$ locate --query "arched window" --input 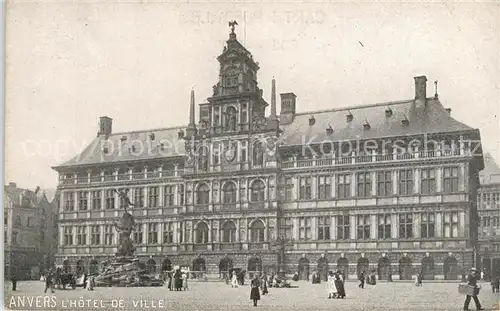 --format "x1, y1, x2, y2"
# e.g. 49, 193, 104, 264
225, 106, 238, 132
221, 221, 236, 243
195, 222, 209, 244
223, 182, 237, 204
249, 220, 265, 242
250, 180, 266, 202
197, 146, 209, 172
196, 183, 210, 205
253, 142, 264, 166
